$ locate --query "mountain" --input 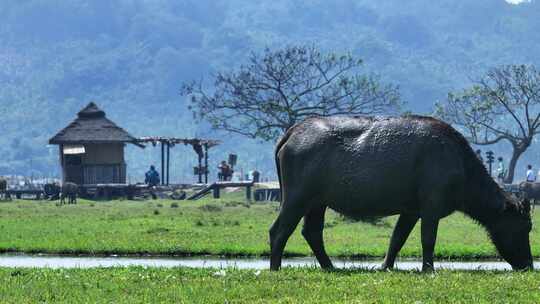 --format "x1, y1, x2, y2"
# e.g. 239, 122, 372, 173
1, 0, 539, 182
